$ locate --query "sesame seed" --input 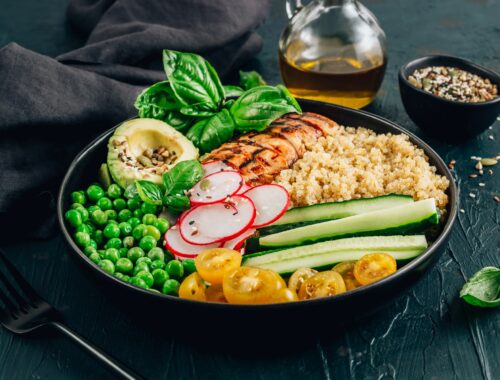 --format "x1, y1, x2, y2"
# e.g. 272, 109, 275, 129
469, 193, 476, 198
478, 183, 485, 187
460, 209, 465, 213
